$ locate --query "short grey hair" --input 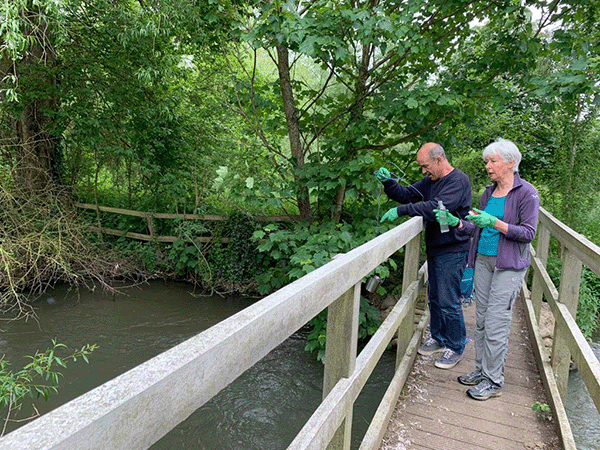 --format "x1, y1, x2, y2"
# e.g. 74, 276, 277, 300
482, 138, 521, 173
428, 143, 447, 160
